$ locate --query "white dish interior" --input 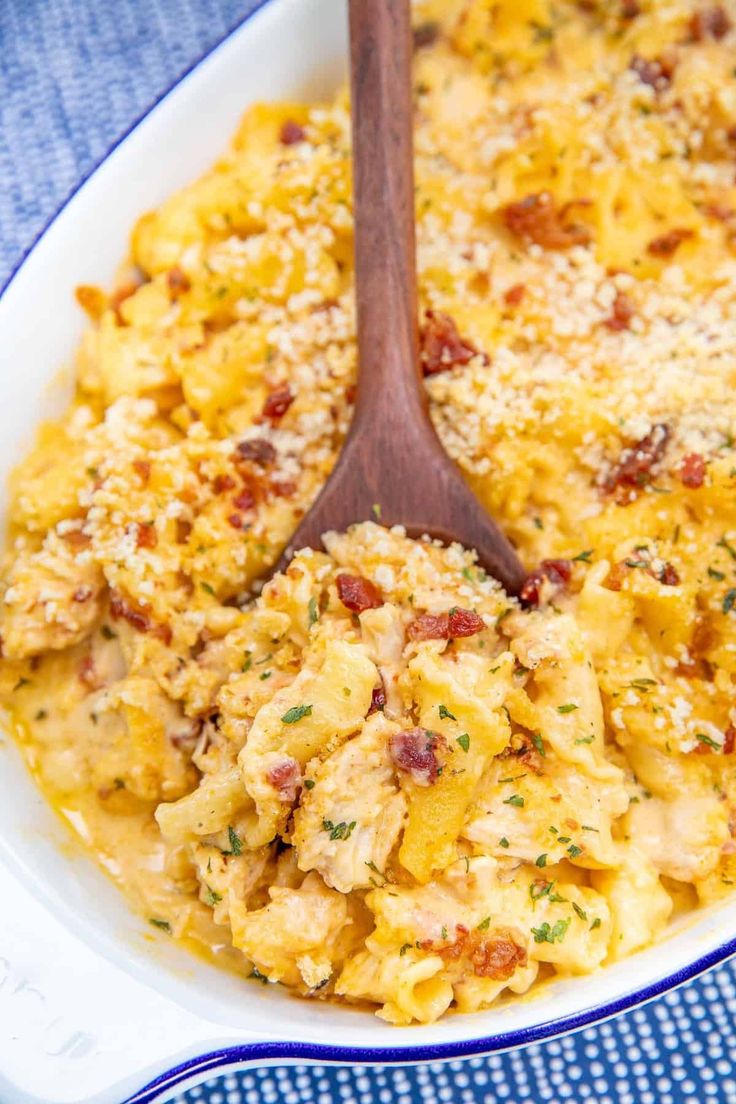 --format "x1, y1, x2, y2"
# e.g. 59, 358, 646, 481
0, 2, 735, 1102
